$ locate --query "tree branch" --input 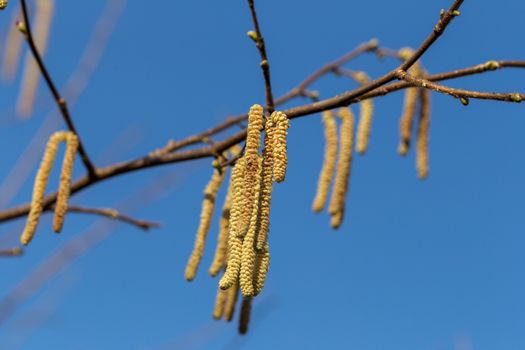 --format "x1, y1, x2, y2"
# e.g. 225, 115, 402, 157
63, 205, 160, 230
19, 0, 97, 178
